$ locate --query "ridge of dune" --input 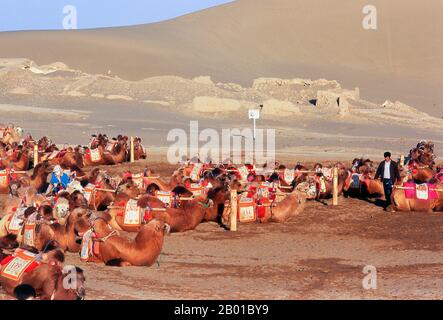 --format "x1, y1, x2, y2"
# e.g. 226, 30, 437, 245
0, 0, 442, 115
